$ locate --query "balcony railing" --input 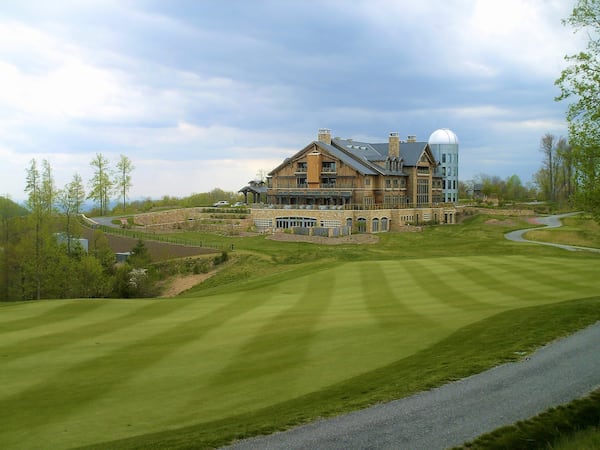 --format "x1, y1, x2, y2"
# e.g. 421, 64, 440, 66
251, 202, 457, 211
274, 182, 356, 189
